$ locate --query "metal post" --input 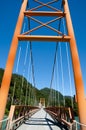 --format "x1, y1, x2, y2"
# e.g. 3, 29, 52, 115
63, 0, 86, 129
0, 0, 28, 121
